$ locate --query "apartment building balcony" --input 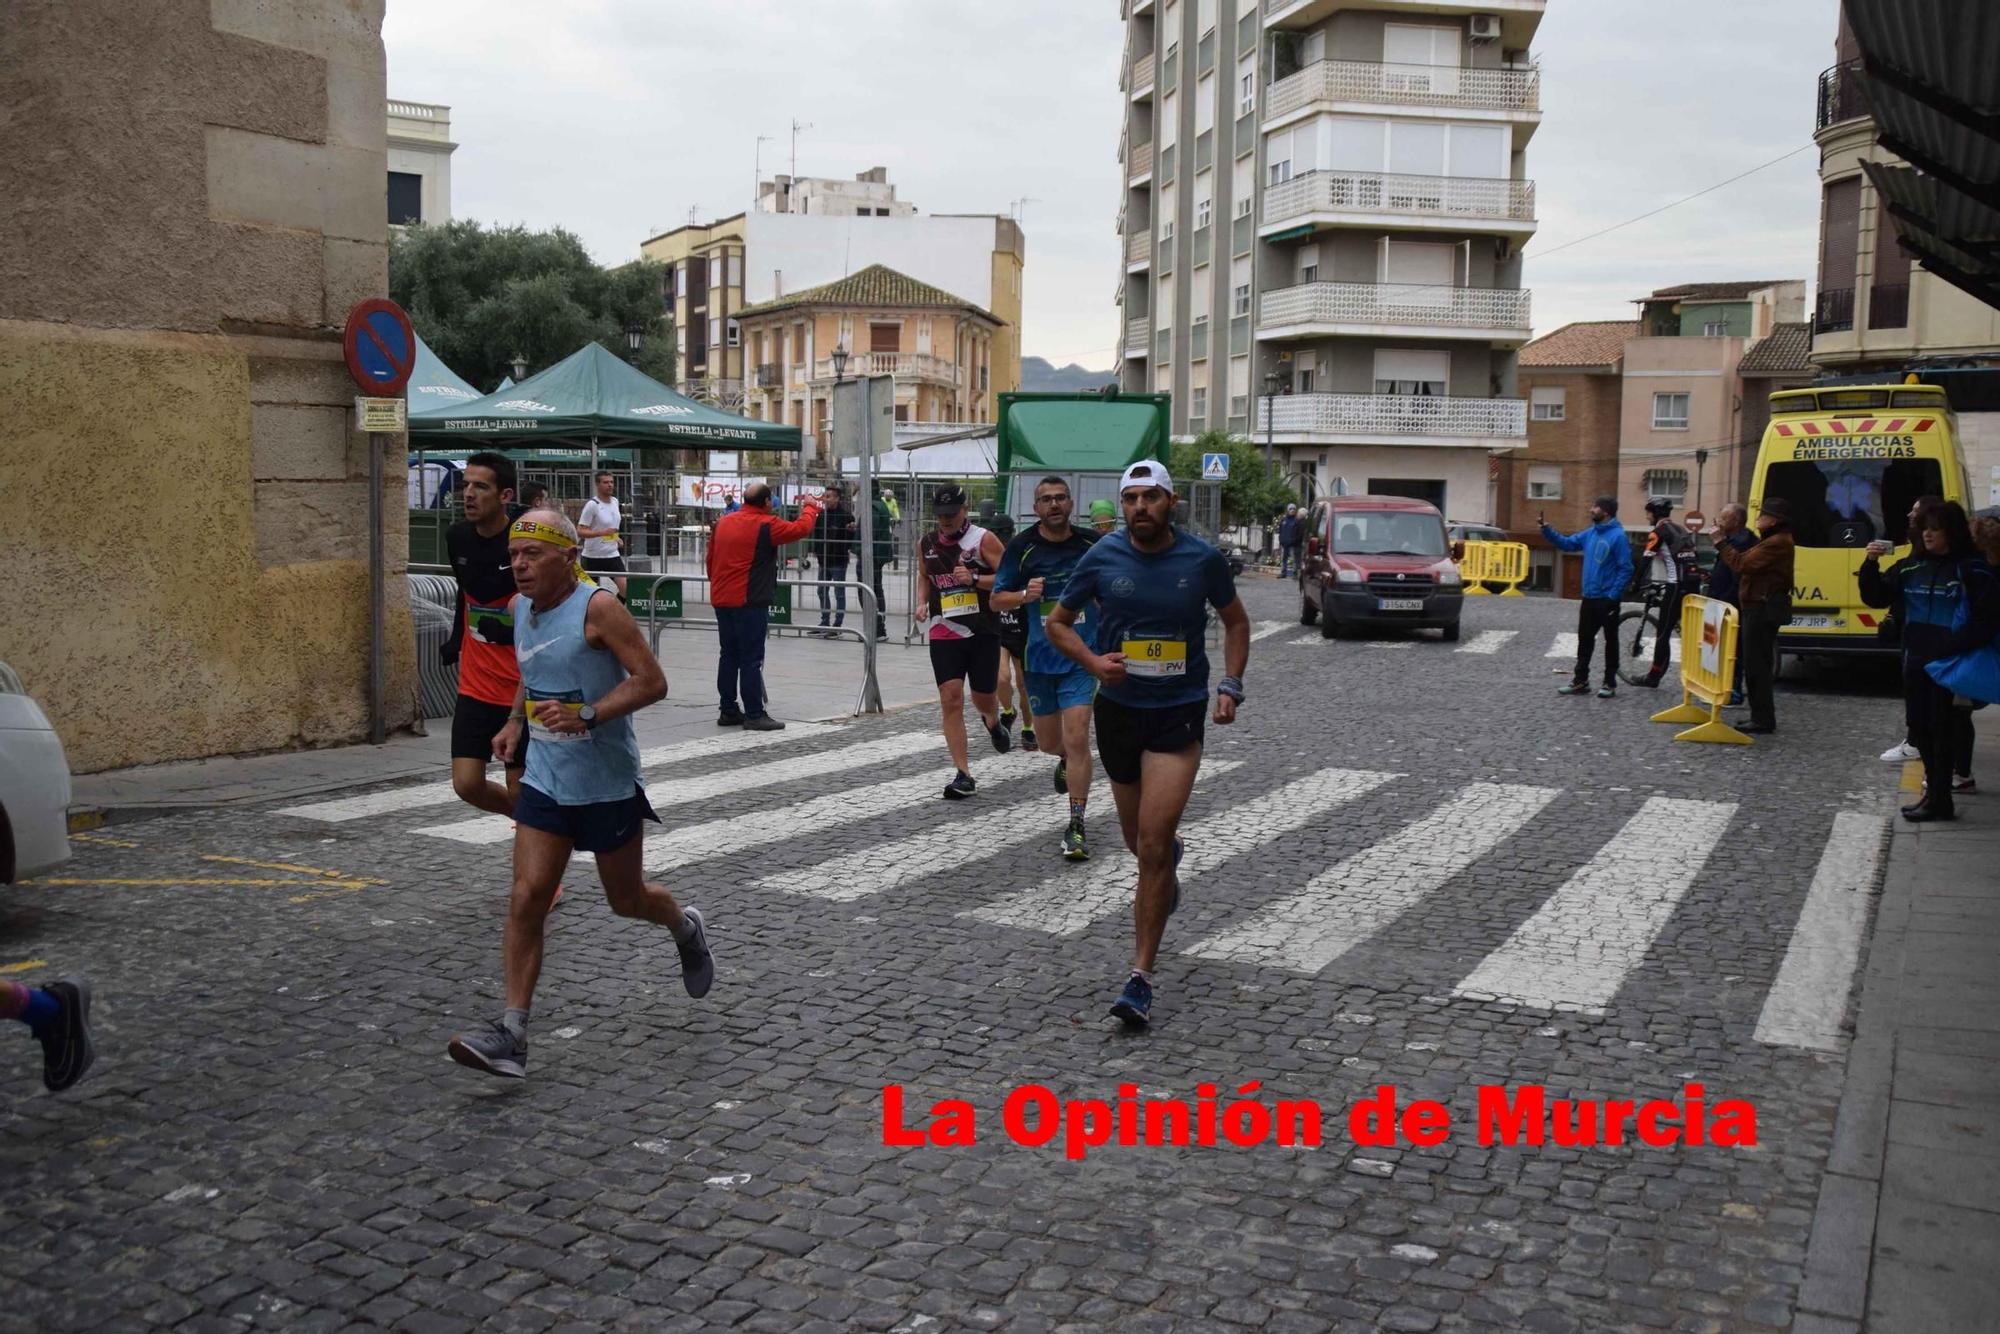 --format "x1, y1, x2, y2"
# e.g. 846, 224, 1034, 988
1128, 139, 1154, 182
1260, 169, 1537, 239
1124, 317, 1151, 358
1265, 0, 1544, 49
753, 362, 783, 389
1815, 60, 1869, 133
1130, 52, 1155, 99
1265, 59, 1541, 144
1255, 392, 1527, 448
1126, 229, 1153, 270
810, 351, 960, 385
1256, 282, 1532, 344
